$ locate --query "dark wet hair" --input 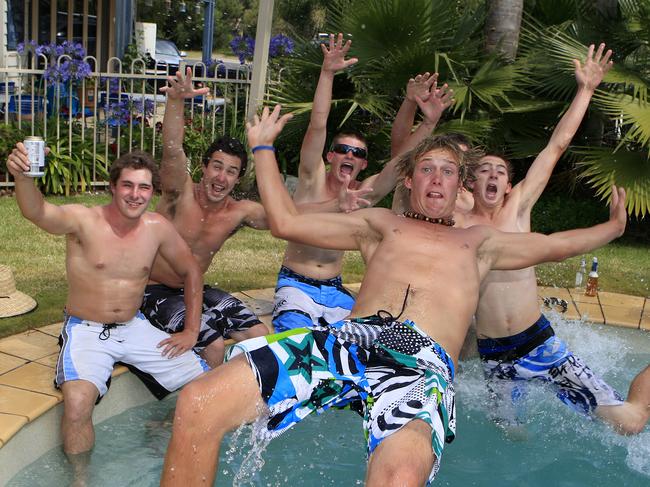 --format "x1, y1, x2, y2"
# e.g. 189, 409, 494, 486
203, 136, 248, 177
109, 151, 160, 190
